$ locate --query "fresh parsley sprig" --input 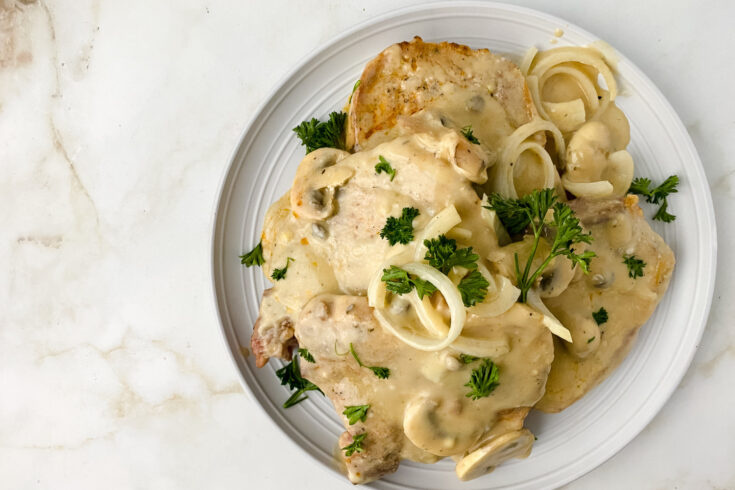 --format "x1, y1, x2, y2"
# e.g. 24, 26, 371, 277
298, 348, 315, 363
628, 175, 679, 222
342, 404, 370, 425
342, 433, 367, 457
271, 257, 293, 281
485, 189, 595, 303
465, 358, 499, 400
380, 207, 420, 245
375, 155, 396, 181
293, 111, 347, 153
623, 254, 646, 279
275, 354, 323, 409
592, 307, 608, 325
423, 235, 479, 274
457, 270, 490, 307
458, 354, 480, 364
240, 241, 265, 267
461, 125, 480, 145
381, 266, 437, 299
349, 343, 390, 379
